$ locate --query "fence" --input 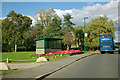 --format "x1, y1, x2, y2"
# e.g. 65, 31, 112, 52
0, 58, 36, 63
